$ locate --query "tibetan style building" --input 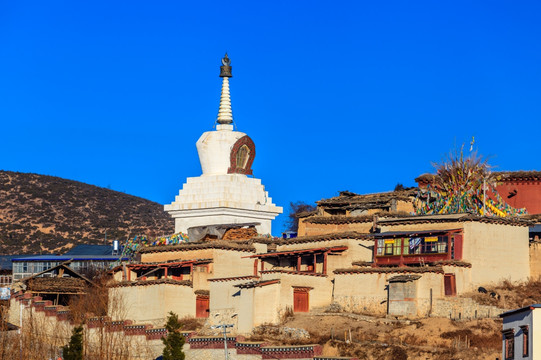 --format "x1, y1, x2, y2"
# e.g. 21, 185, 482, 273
16, 55, 538, 339
103, 57, 540, 333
